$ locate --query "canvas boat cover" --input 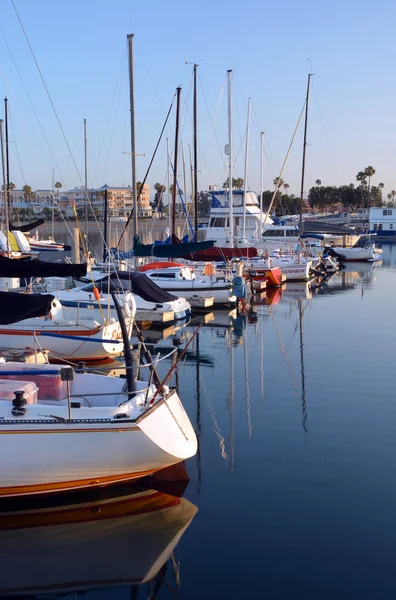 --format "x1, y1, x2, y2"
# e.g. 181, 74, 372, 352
0, 291, 54, 324
0, 255, 87, 278
9, 219, 45, 232
109, 271, 178, 303
133, 234, 215, 258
